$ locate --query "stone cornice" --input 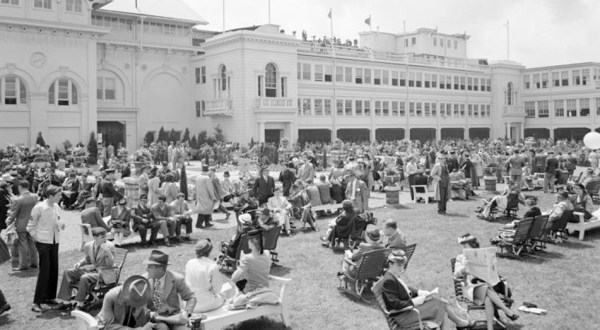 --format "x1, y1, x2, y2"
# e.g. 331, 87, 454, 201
202, 32, 299, 51
0, 16, 109, 36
